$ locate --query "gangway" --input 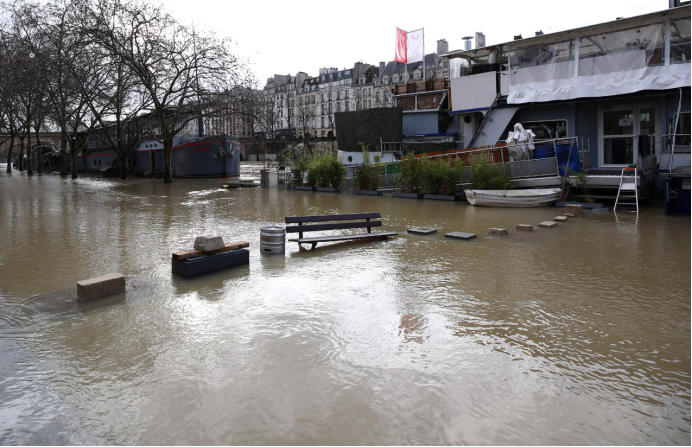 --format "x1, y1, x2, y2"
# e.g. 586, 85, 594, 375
614, 167, 639, 213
